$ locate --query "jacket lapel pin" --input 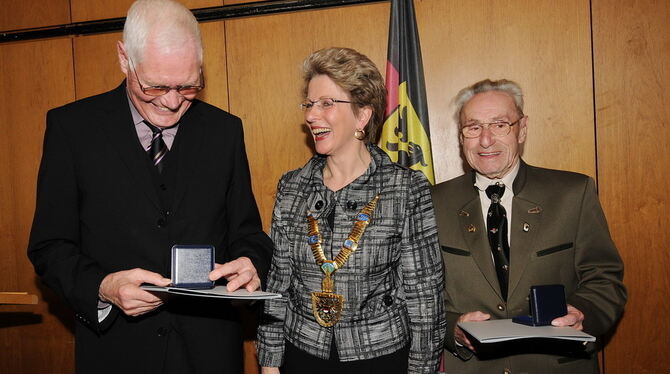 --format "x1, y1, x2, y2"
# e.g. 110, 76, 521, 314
467, 224, 476, 233
523, 222, 530, 232
458, 210, 470, 217
528, 206, 542, 214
